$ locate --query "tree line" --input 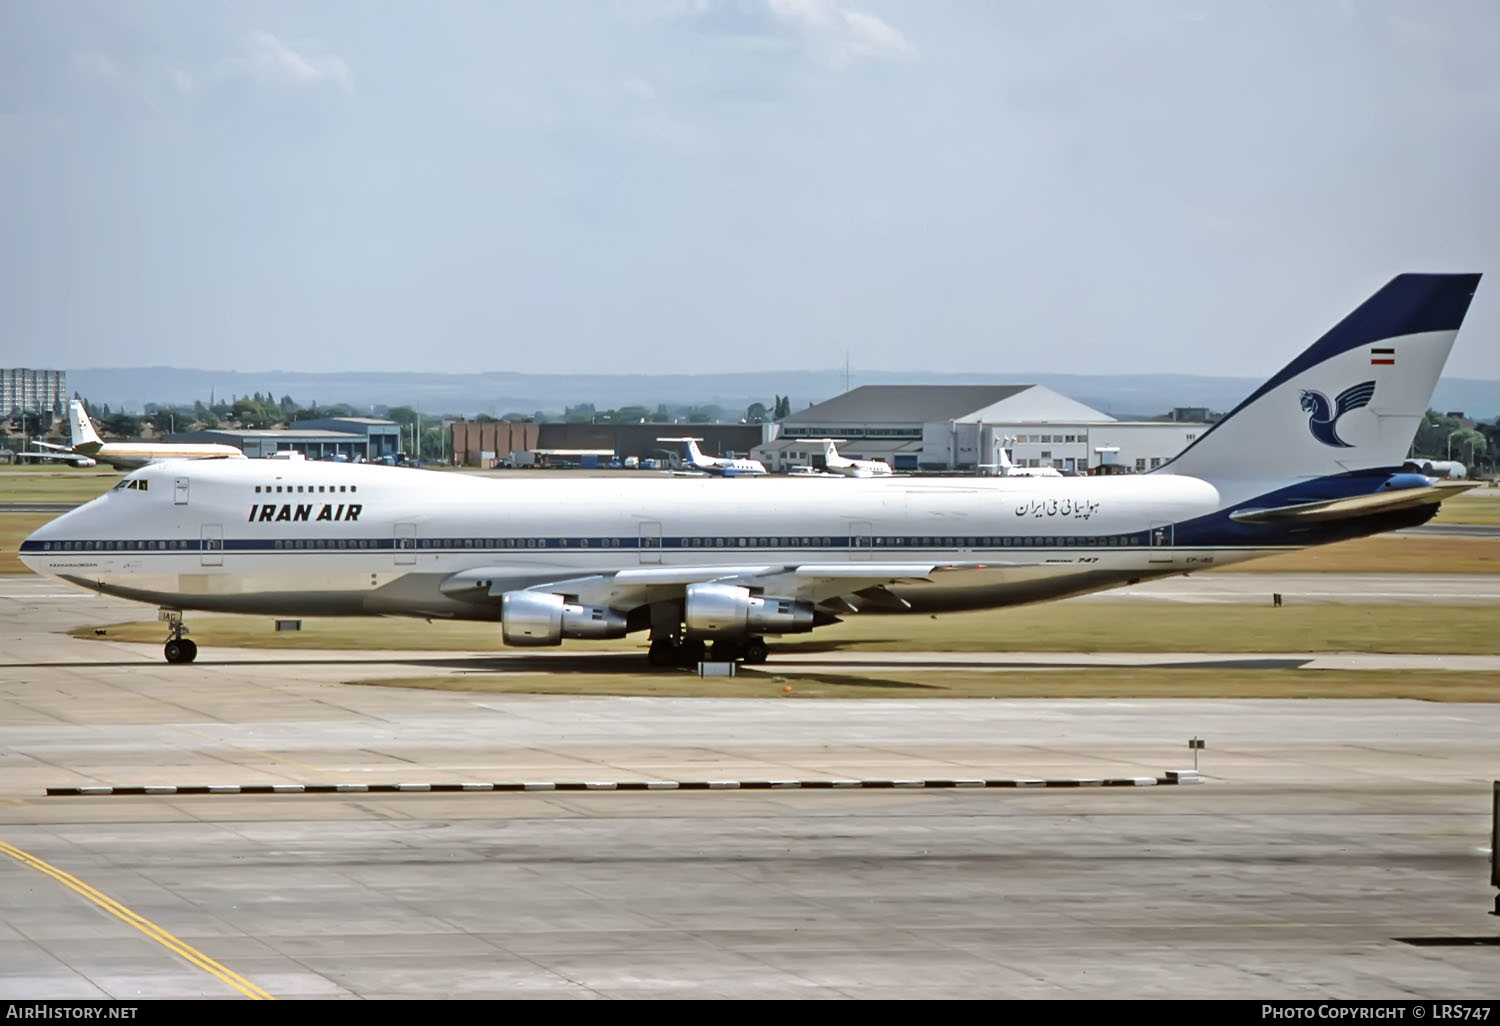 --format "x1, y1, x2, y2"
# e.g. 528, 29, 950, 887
3, 392, 804, 463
